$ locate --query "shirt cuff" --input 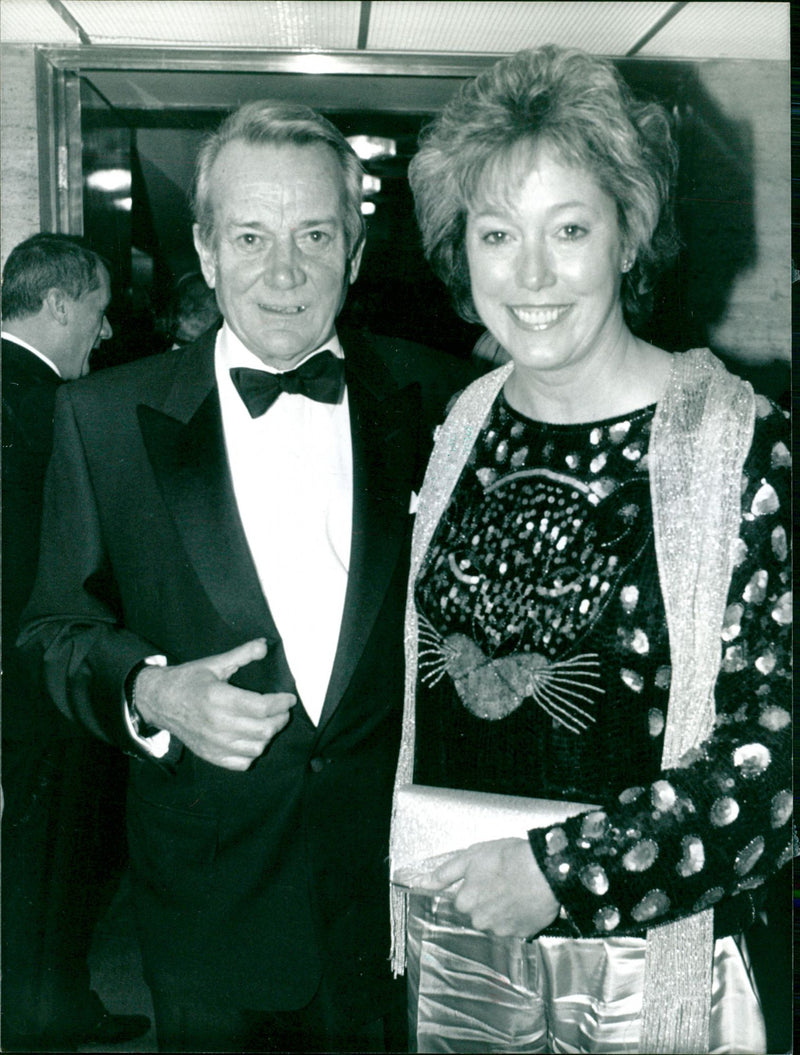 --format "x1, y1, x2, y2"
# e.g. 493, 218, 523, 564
123, 655, 172, 759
